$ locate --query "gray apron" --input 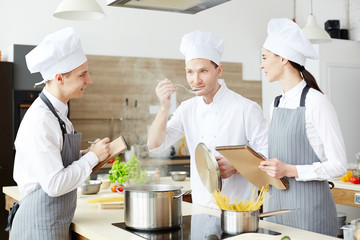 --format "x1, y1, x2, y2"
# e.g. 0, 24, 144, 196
265, 85, 337, 236
8, 92, 81, 240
